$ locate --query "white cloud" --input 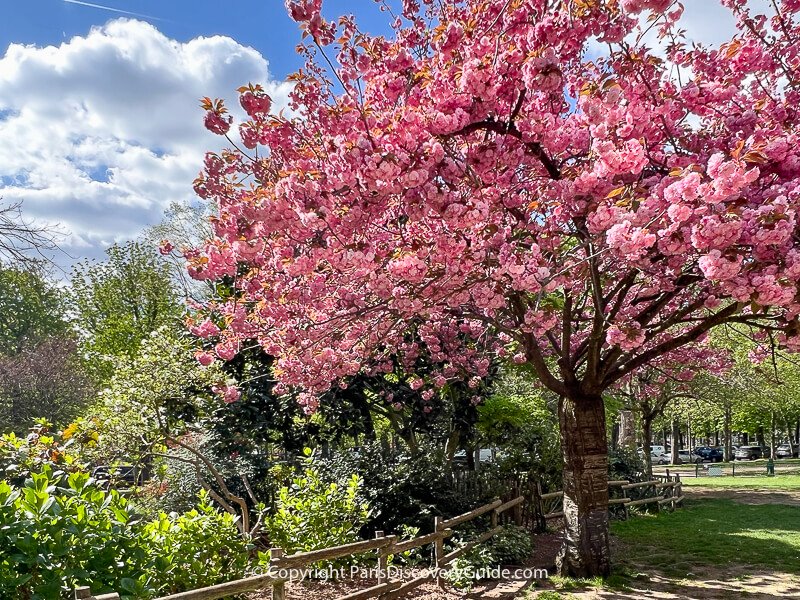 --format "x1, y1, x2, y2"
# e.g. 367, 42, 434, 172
0, 18, 292, 269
